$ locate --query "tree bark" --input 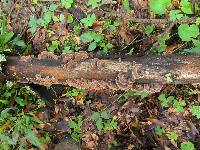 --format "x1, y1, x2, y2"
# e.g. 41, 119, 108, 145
3, 51, 200, 92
